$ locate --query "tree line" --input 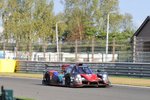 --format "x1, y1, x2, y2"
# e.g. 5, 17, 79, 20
0, 0, 135, 45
